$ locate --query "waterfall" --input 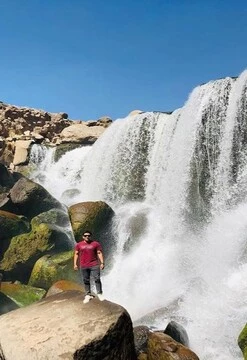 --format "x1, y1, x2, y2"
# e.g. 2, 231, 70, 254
31, 70, 247, 360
